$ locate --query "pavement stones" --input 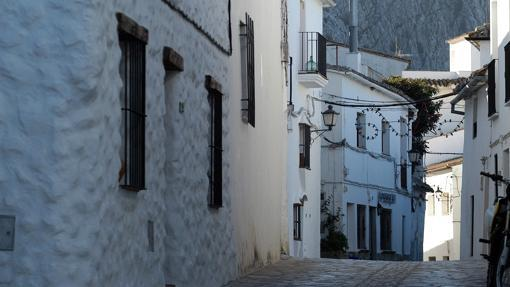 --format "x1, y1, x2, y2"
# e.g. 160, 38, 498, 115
226, 256, 487, 287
